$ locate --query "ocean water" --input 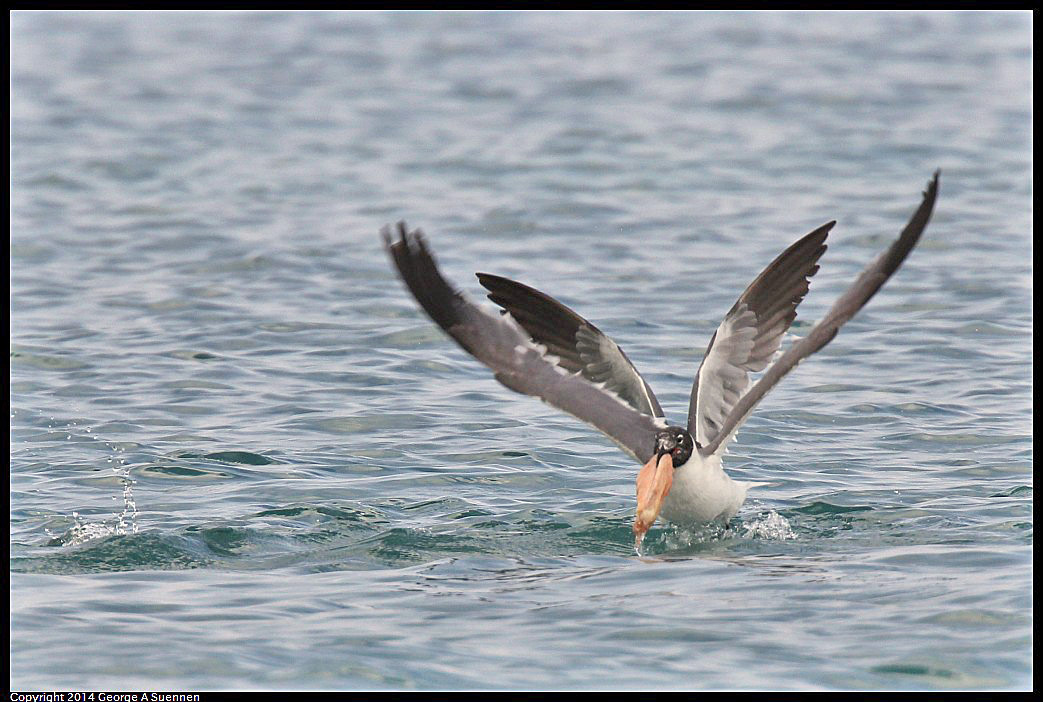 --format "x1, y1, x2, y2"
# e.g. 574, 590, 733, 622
10, 11, 1031, 691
